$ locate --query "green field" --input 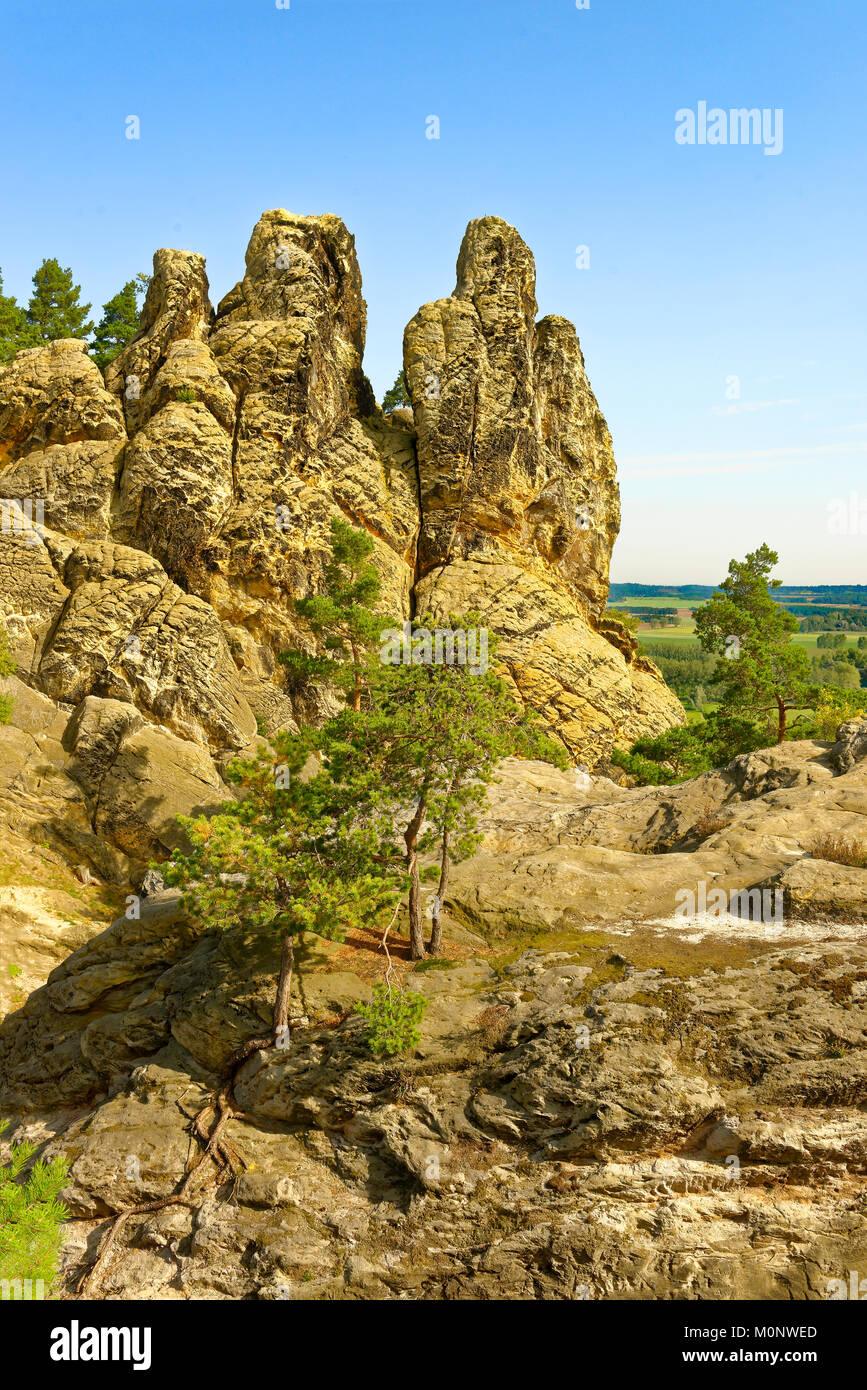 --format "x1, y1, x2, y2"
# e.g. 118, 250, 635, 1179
612, 596, 698, 610
610, 595, 866, 648
793, 632, 864, 652
639, 627, 697, 642
637, 626, 865, 652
